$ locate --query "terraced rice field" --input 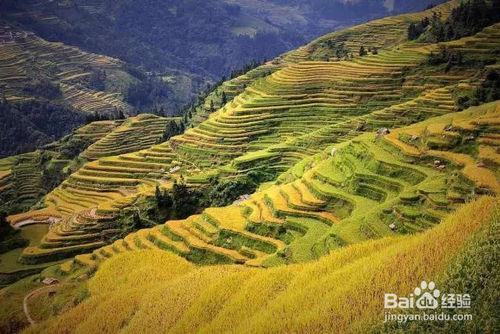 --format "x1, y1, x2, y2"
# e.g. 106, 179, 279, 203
70, 120, 121, 143
0, 120, 120, 214
191, 63, 280, 127
10, 0, 500, 266
23, 195, 498, 333
56, 101, 499, 270
2, 115, 179, 263
304, 0, 459, 60
81, 114, 180, 160
0, 152, 45, 211
0, 24, 132, 114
